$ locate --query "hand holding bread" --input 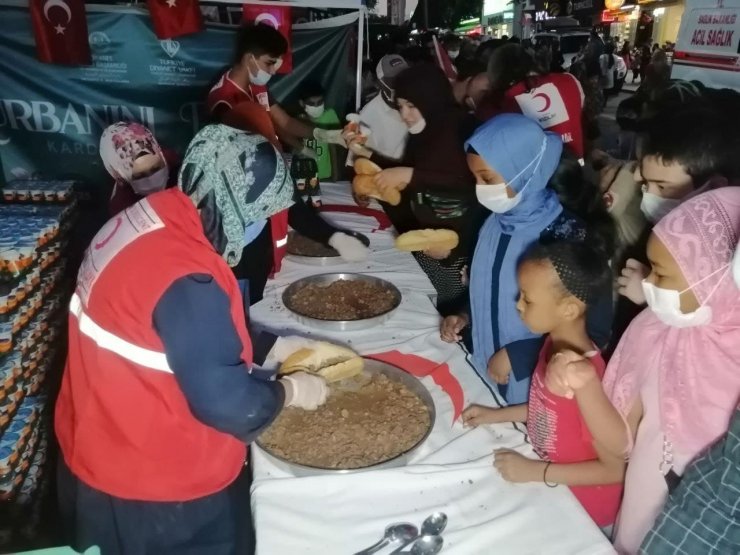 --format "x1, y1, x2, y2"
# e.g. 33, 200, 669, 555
352, 158, 402, 206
